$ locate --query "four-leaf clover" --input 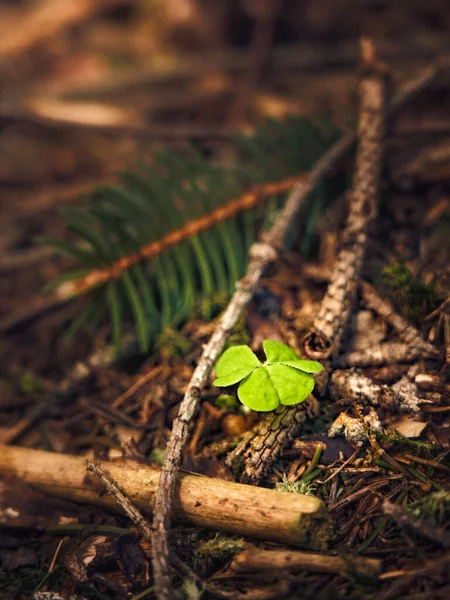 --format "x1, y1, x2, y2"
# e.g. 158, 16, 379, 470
213, 340, 323, 412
